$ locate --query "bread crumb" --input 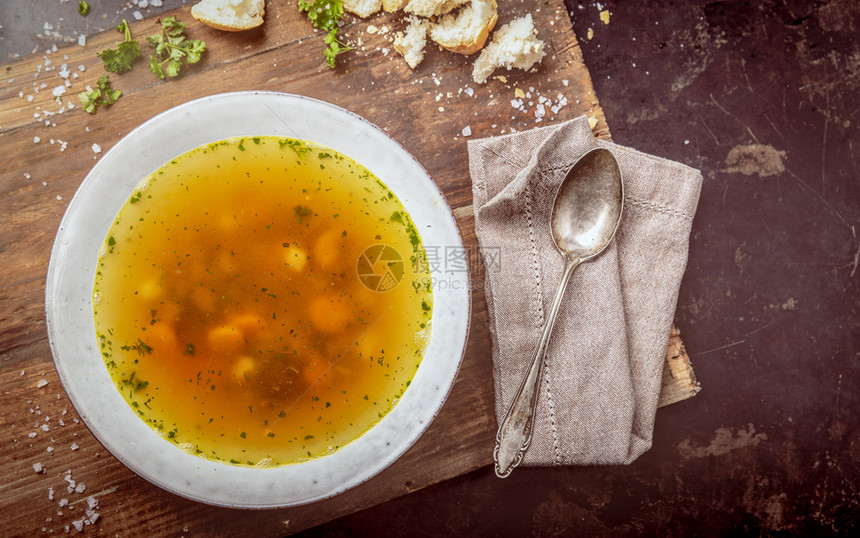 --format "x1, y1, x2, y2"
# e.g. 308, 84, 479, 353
600, 10, 611, 25
471, 15, 546, 84
343, 0, 383, 18
405, 0, 469, 18
429, 0, 498, 55
588, 116, 598, 129
514, 88, 525, 98
587, 28, 594, 40
191, 0, 266, 32
393, 16, 430, 69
